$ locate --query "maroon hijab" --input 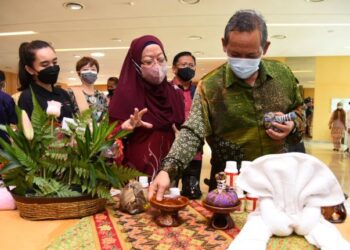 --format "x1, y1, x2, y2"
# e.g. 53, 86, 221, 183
109, 35, 184, 129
